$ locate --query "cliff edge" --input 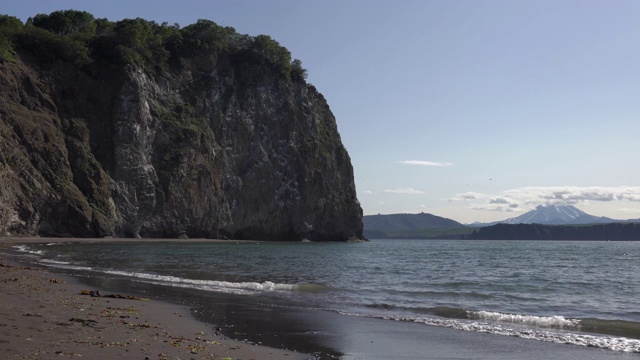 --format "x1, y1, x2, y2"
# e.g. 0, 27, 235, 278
0, 12, 364, 241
